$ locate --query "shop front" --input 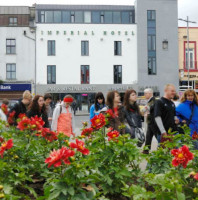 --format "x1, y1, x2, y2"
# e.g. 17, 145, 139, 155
0, 83, 32, 100
36, 84, 138, 112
